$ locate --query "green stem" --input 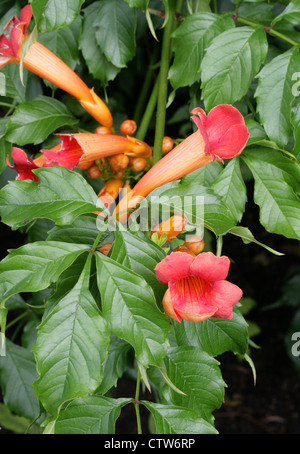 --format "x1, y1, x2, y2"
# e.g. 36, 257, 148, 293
135, 77, 159, 141
216, 235, 223, 257
5, 311, 30, 330
0, 101, 17, 109
152, 1, 176, 164
134, 367, 142, 434
237, 16, 300, 47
